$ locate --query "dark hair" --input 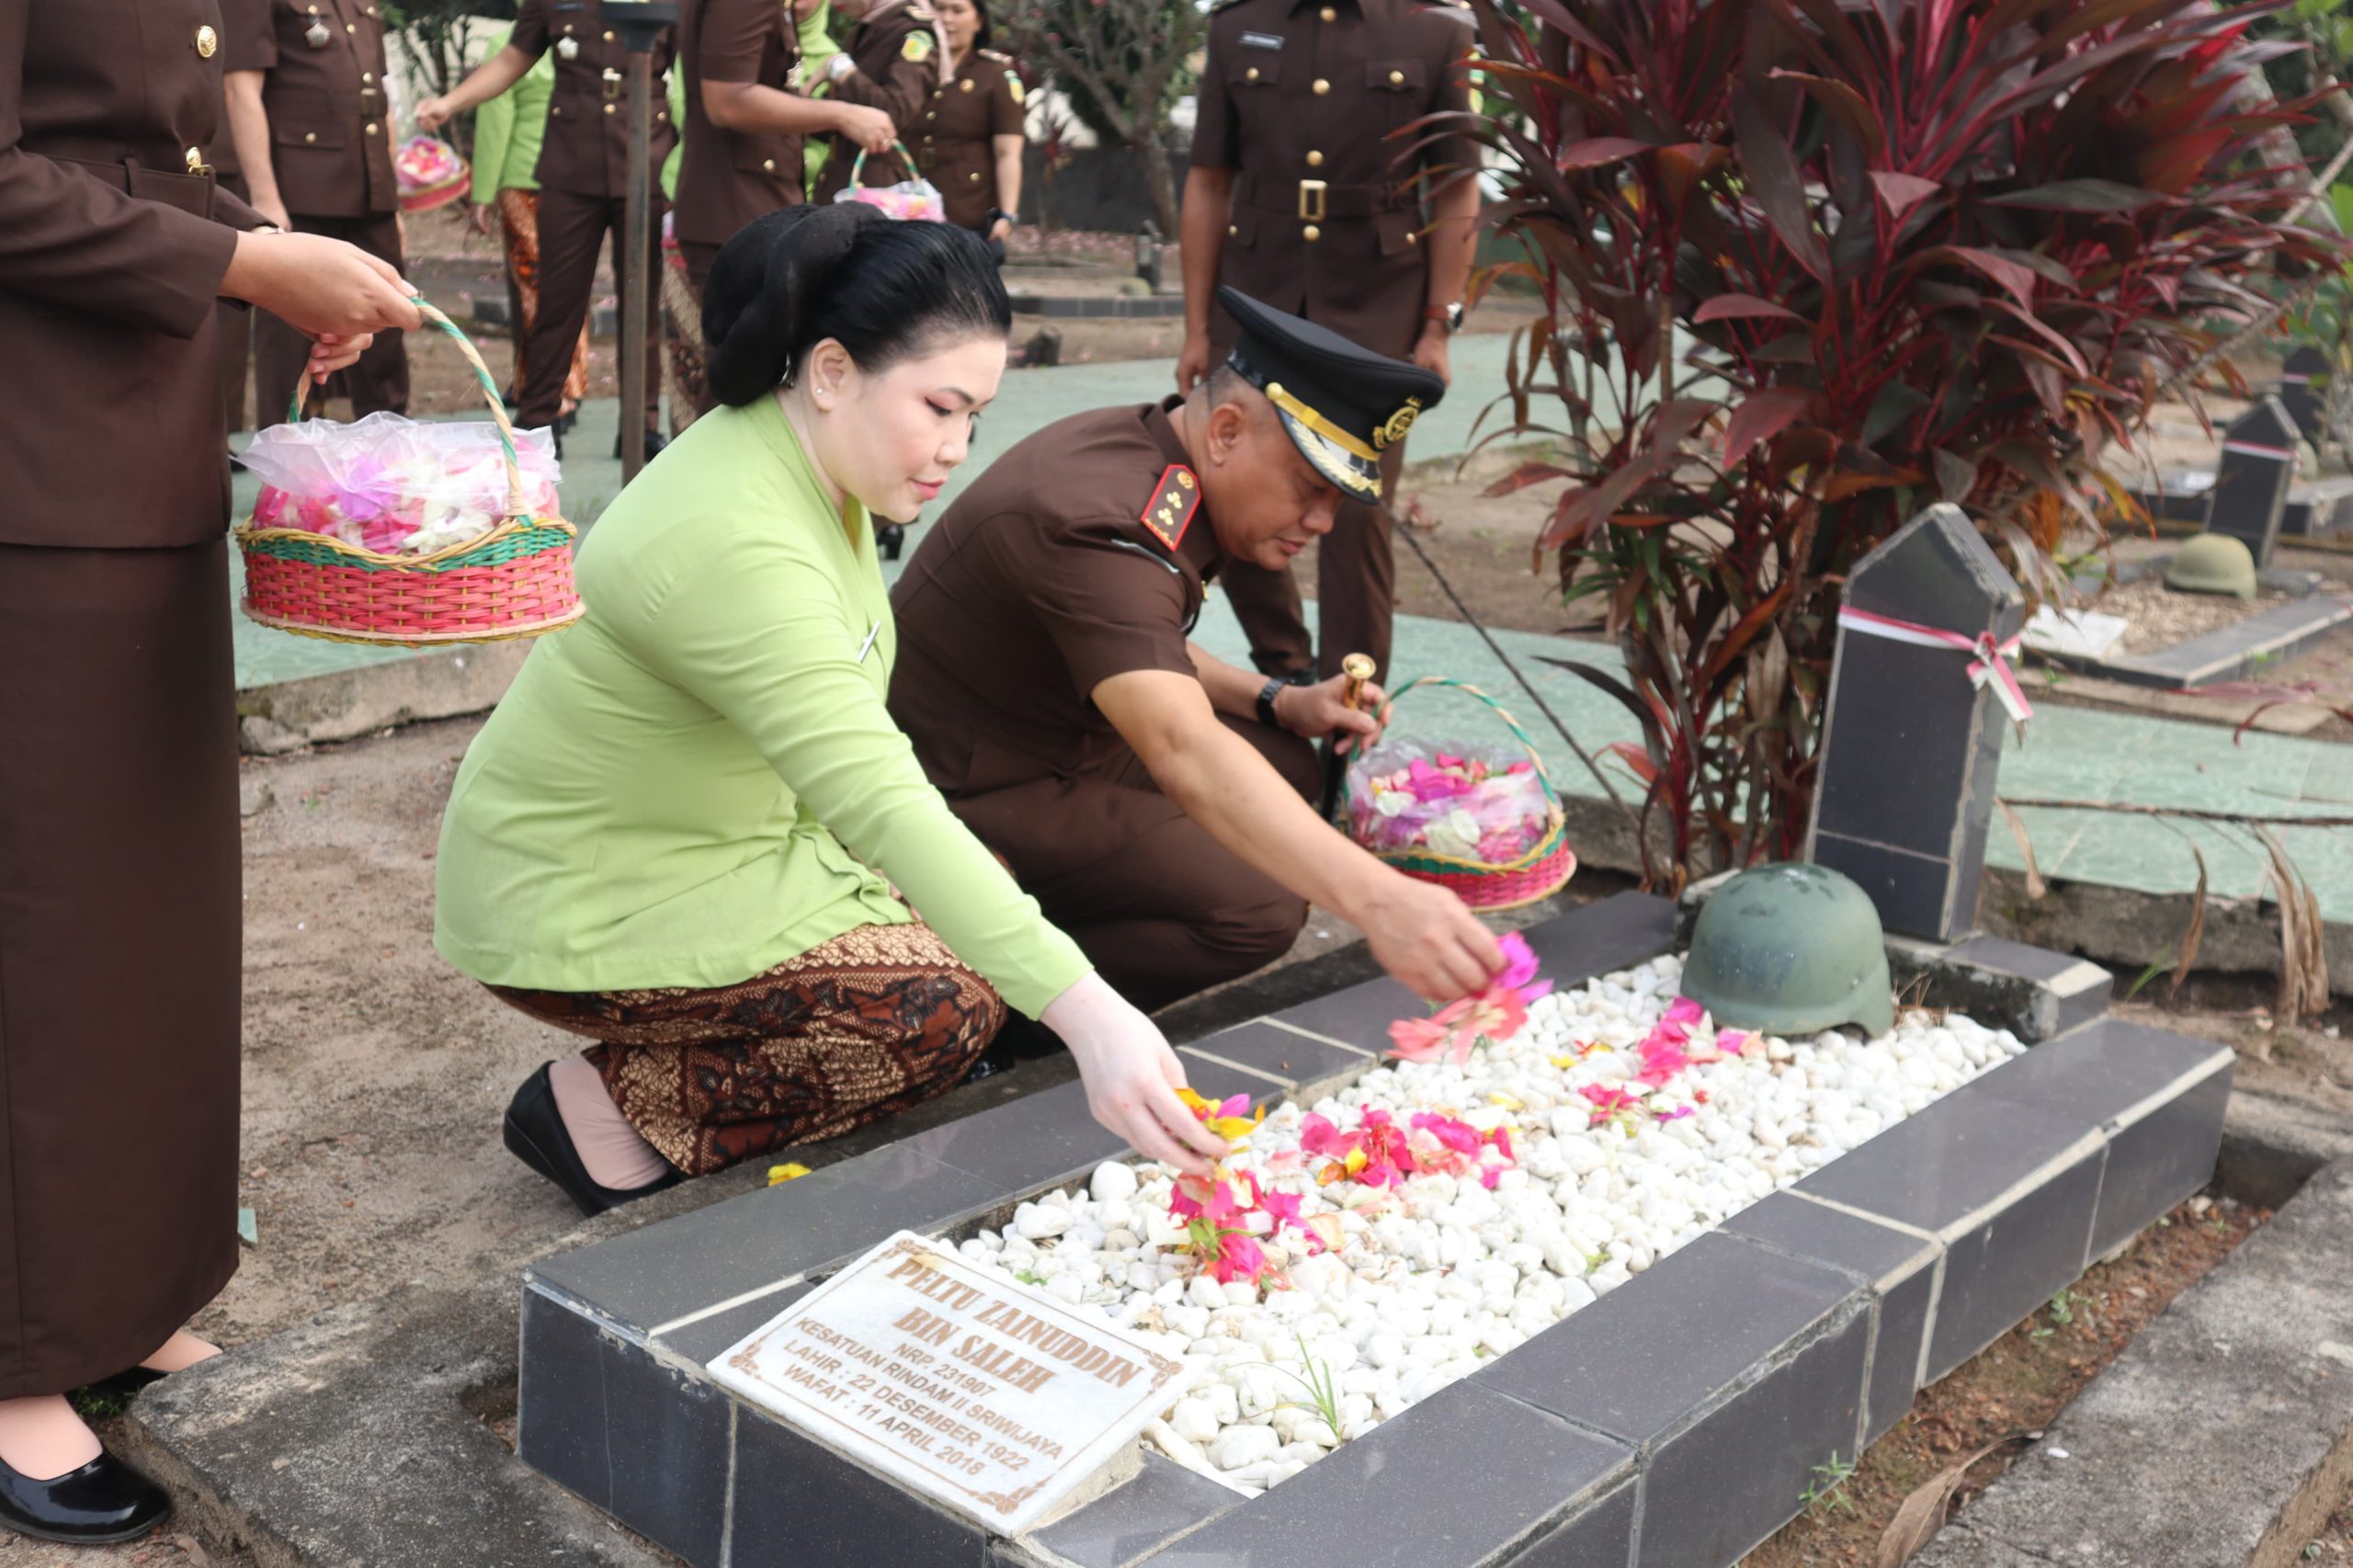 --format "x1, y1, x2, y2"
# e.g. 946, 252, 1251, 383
971, 0, 993, 51
702, 205, 1010, 407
